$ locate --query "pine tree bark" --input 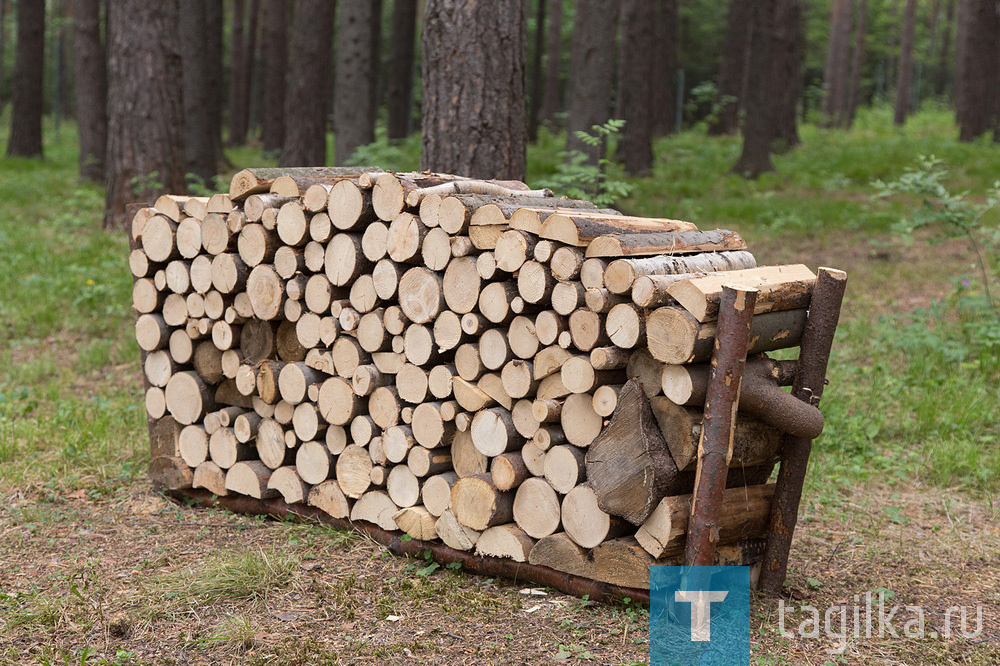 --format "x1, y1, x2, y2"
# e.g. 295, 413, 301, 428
538, 0, 562, 127
7, 0, 45, 157
565, 0, 618, 166
421, 0, 527, 180
228, 0, 258, 146
956, 0, 999, 140
334, 0, 381, 164
527, 0, 546, 141
651, 0, 678, 137
260, 0, 287, 153
386, 0, 417, 141
105, 0, 186, 228
618, 0, 655, 176
279, 0, 335, 166
733, 0, 803, 177
73, 0, 107, 180
844, 0, 868, 127
0, 0, 6, 114
180, 0, 216, 188
821, 0, 852, 125
707, 0, 753, 136
935, 0, 955, 97
204, 0, 224, 170
893, 0, 917, 126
